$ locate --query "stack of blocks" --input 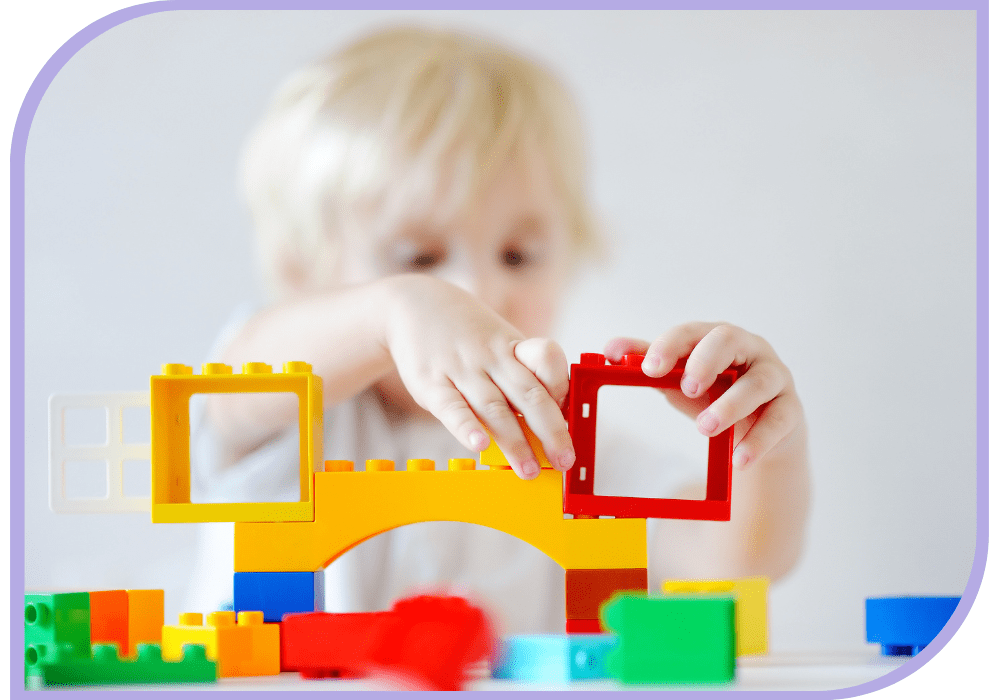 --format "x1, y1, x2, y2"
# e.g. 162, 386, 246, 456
25, 589, 215, 687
